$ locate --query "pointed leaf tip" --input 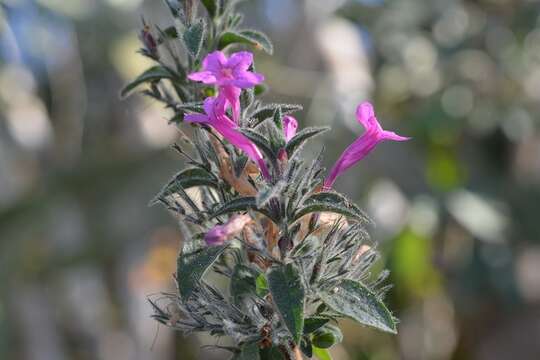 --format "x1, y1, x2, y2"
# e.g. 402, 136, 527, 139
319, 279, 397, 334
267, 263, 305, 343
